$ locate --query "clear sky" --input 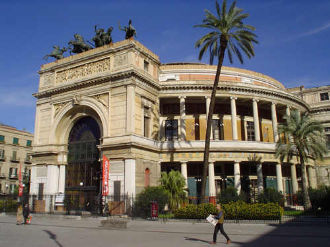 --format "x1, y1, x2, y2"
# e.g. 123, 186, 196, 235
1, 0, 329, 134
